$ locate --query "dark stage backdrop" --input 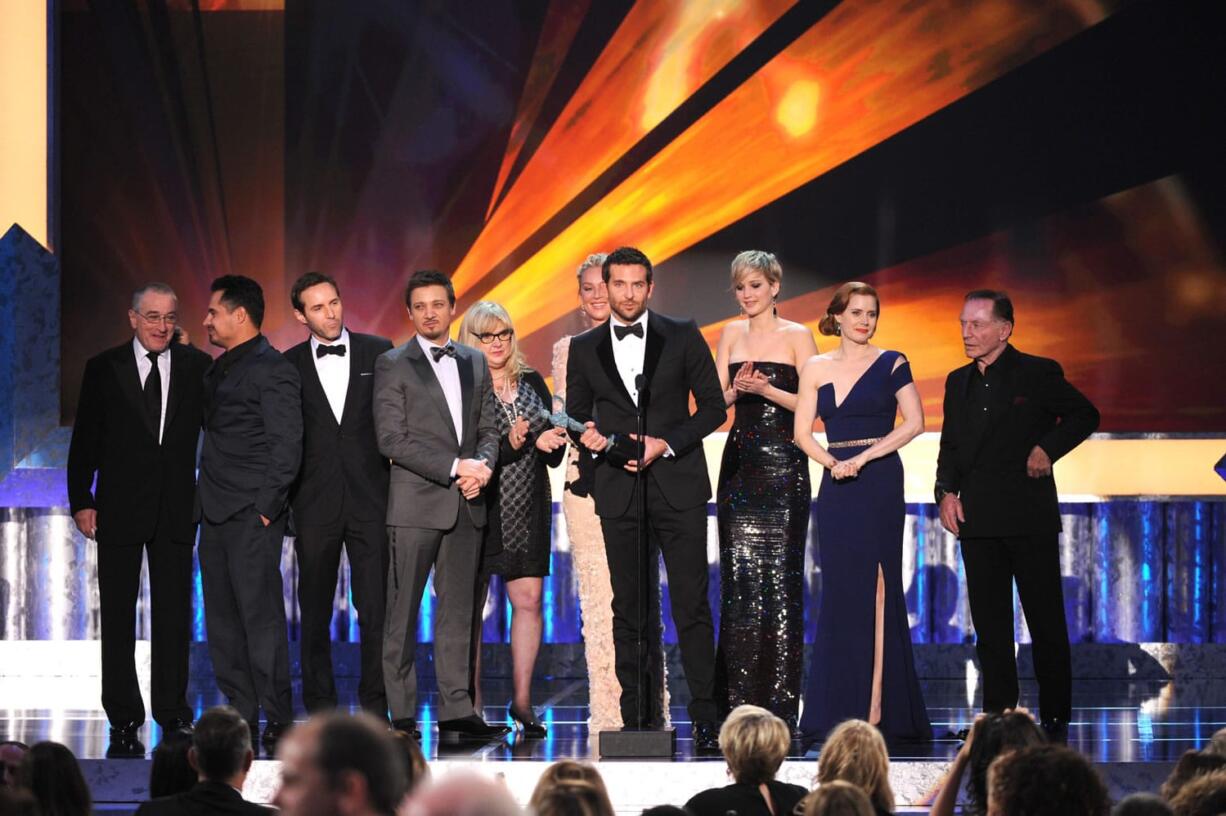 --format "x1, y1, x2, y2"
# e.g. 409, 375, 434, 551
63, 0, 1226, 429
